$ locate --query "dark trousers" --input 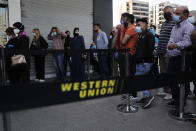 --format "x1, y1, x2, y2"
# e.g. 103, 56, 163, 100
167, 56, 189, 107
98, 53, 109, 78
34, 56, 45, 79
